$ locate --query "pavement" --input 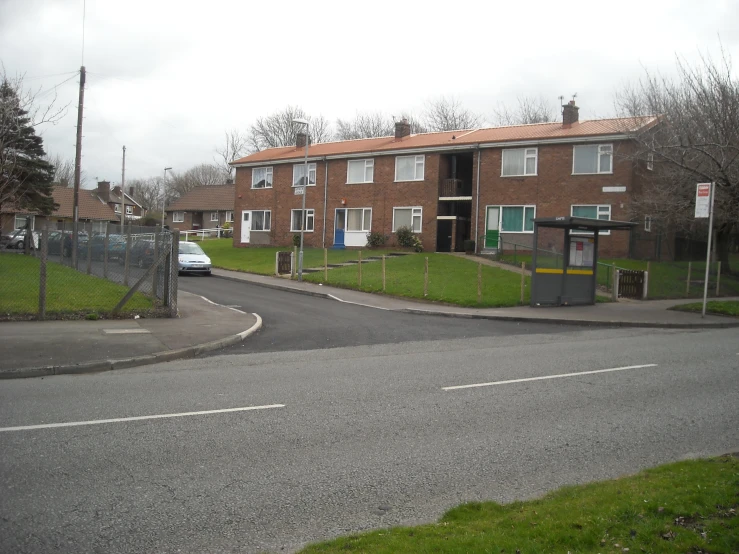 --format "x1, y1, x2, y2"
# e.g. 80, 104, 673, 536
1, 267, 736, 379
